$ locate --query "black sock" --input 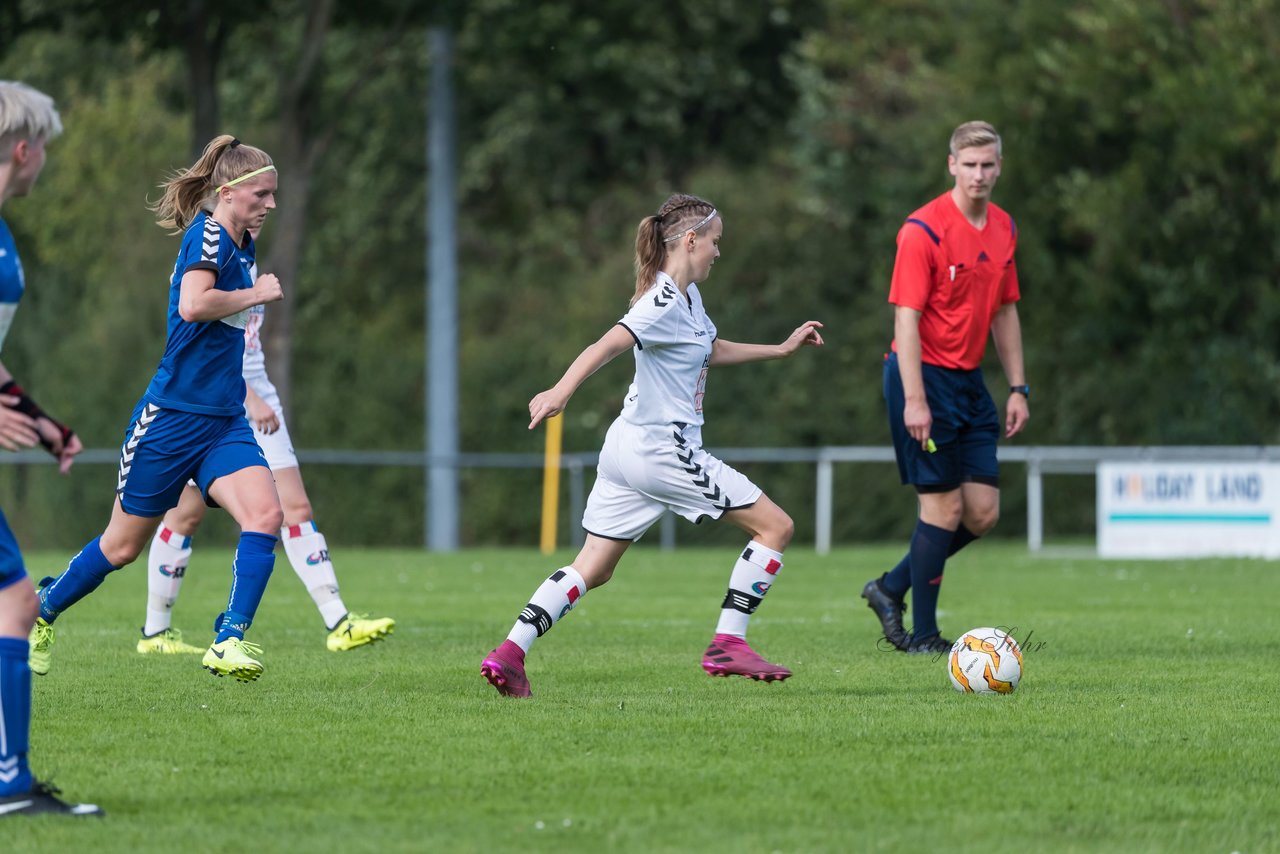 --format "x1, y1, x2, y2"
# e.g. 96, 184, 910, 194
883, 524, 978, 598
906, 520, 953, 639
948, 524, 979, 556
